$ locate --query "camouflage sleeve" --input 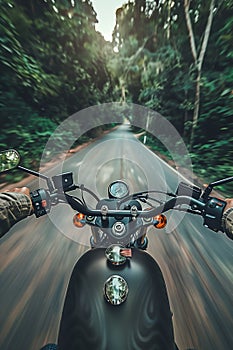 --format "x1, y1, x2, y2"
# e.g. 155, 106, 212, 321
0, 192, 32, 238
221, 207, 233, 240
